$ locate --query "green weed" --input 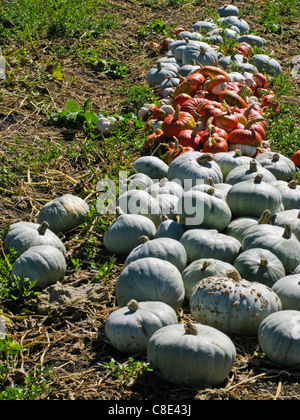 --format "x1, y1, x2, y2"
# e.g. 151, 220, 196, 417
99, 357, 153, 383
